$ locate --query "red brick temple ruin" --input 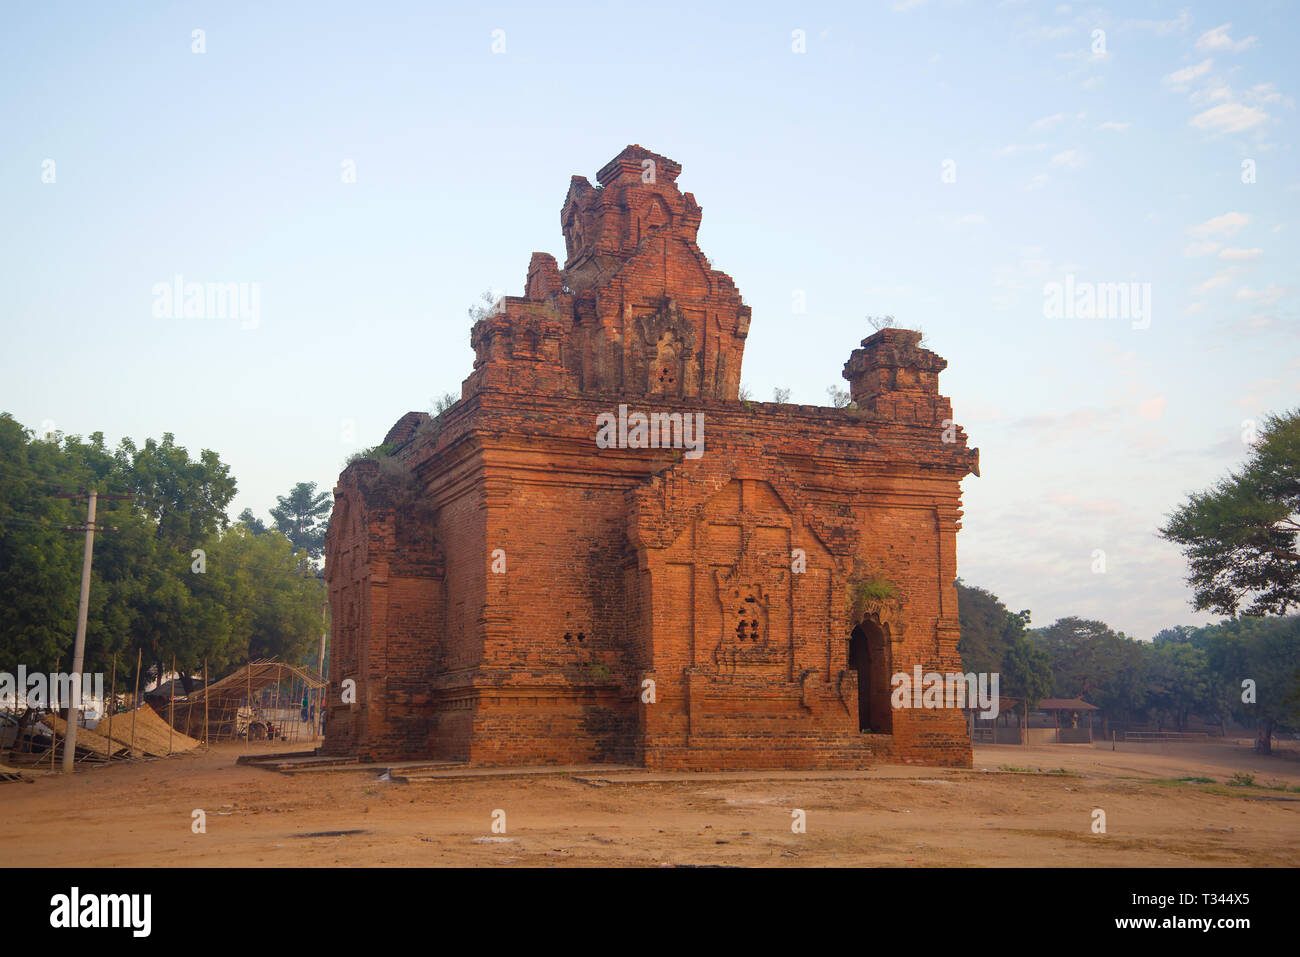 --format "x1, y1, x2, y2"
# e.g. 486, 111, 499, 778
322, 145, 980, 769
